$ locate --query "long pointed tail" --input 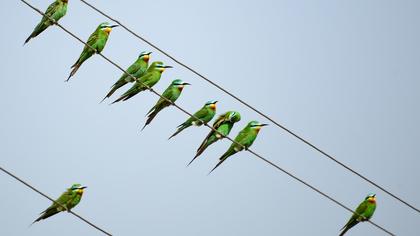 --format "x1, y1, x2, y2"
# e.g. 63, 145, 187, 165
188, 141, 210, 167
208, 149, 235, 175
101, 82, 126, 103
110, 94, 128, 105
31, 209, 59, 225
168, 125, 187, 140
23, 35, 33, 45
67, 62, 81, 82
338, 227, 350, 236
141, 110, 158, 131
